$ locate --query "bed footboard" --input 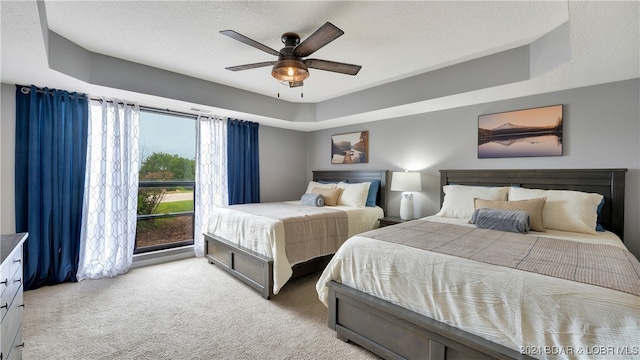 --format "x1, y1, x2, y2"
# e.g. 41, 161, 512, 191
204, 233, 334, 299
204, 233, 274, 299
327, 281, 532, 360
